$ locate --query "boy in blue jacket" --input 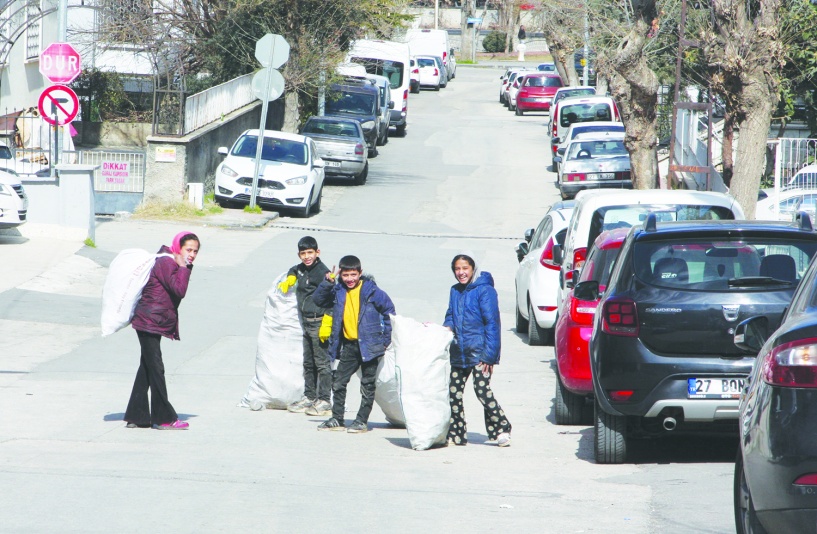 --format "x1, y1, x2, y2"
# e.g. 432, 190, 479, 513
312, 255, 395, 433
